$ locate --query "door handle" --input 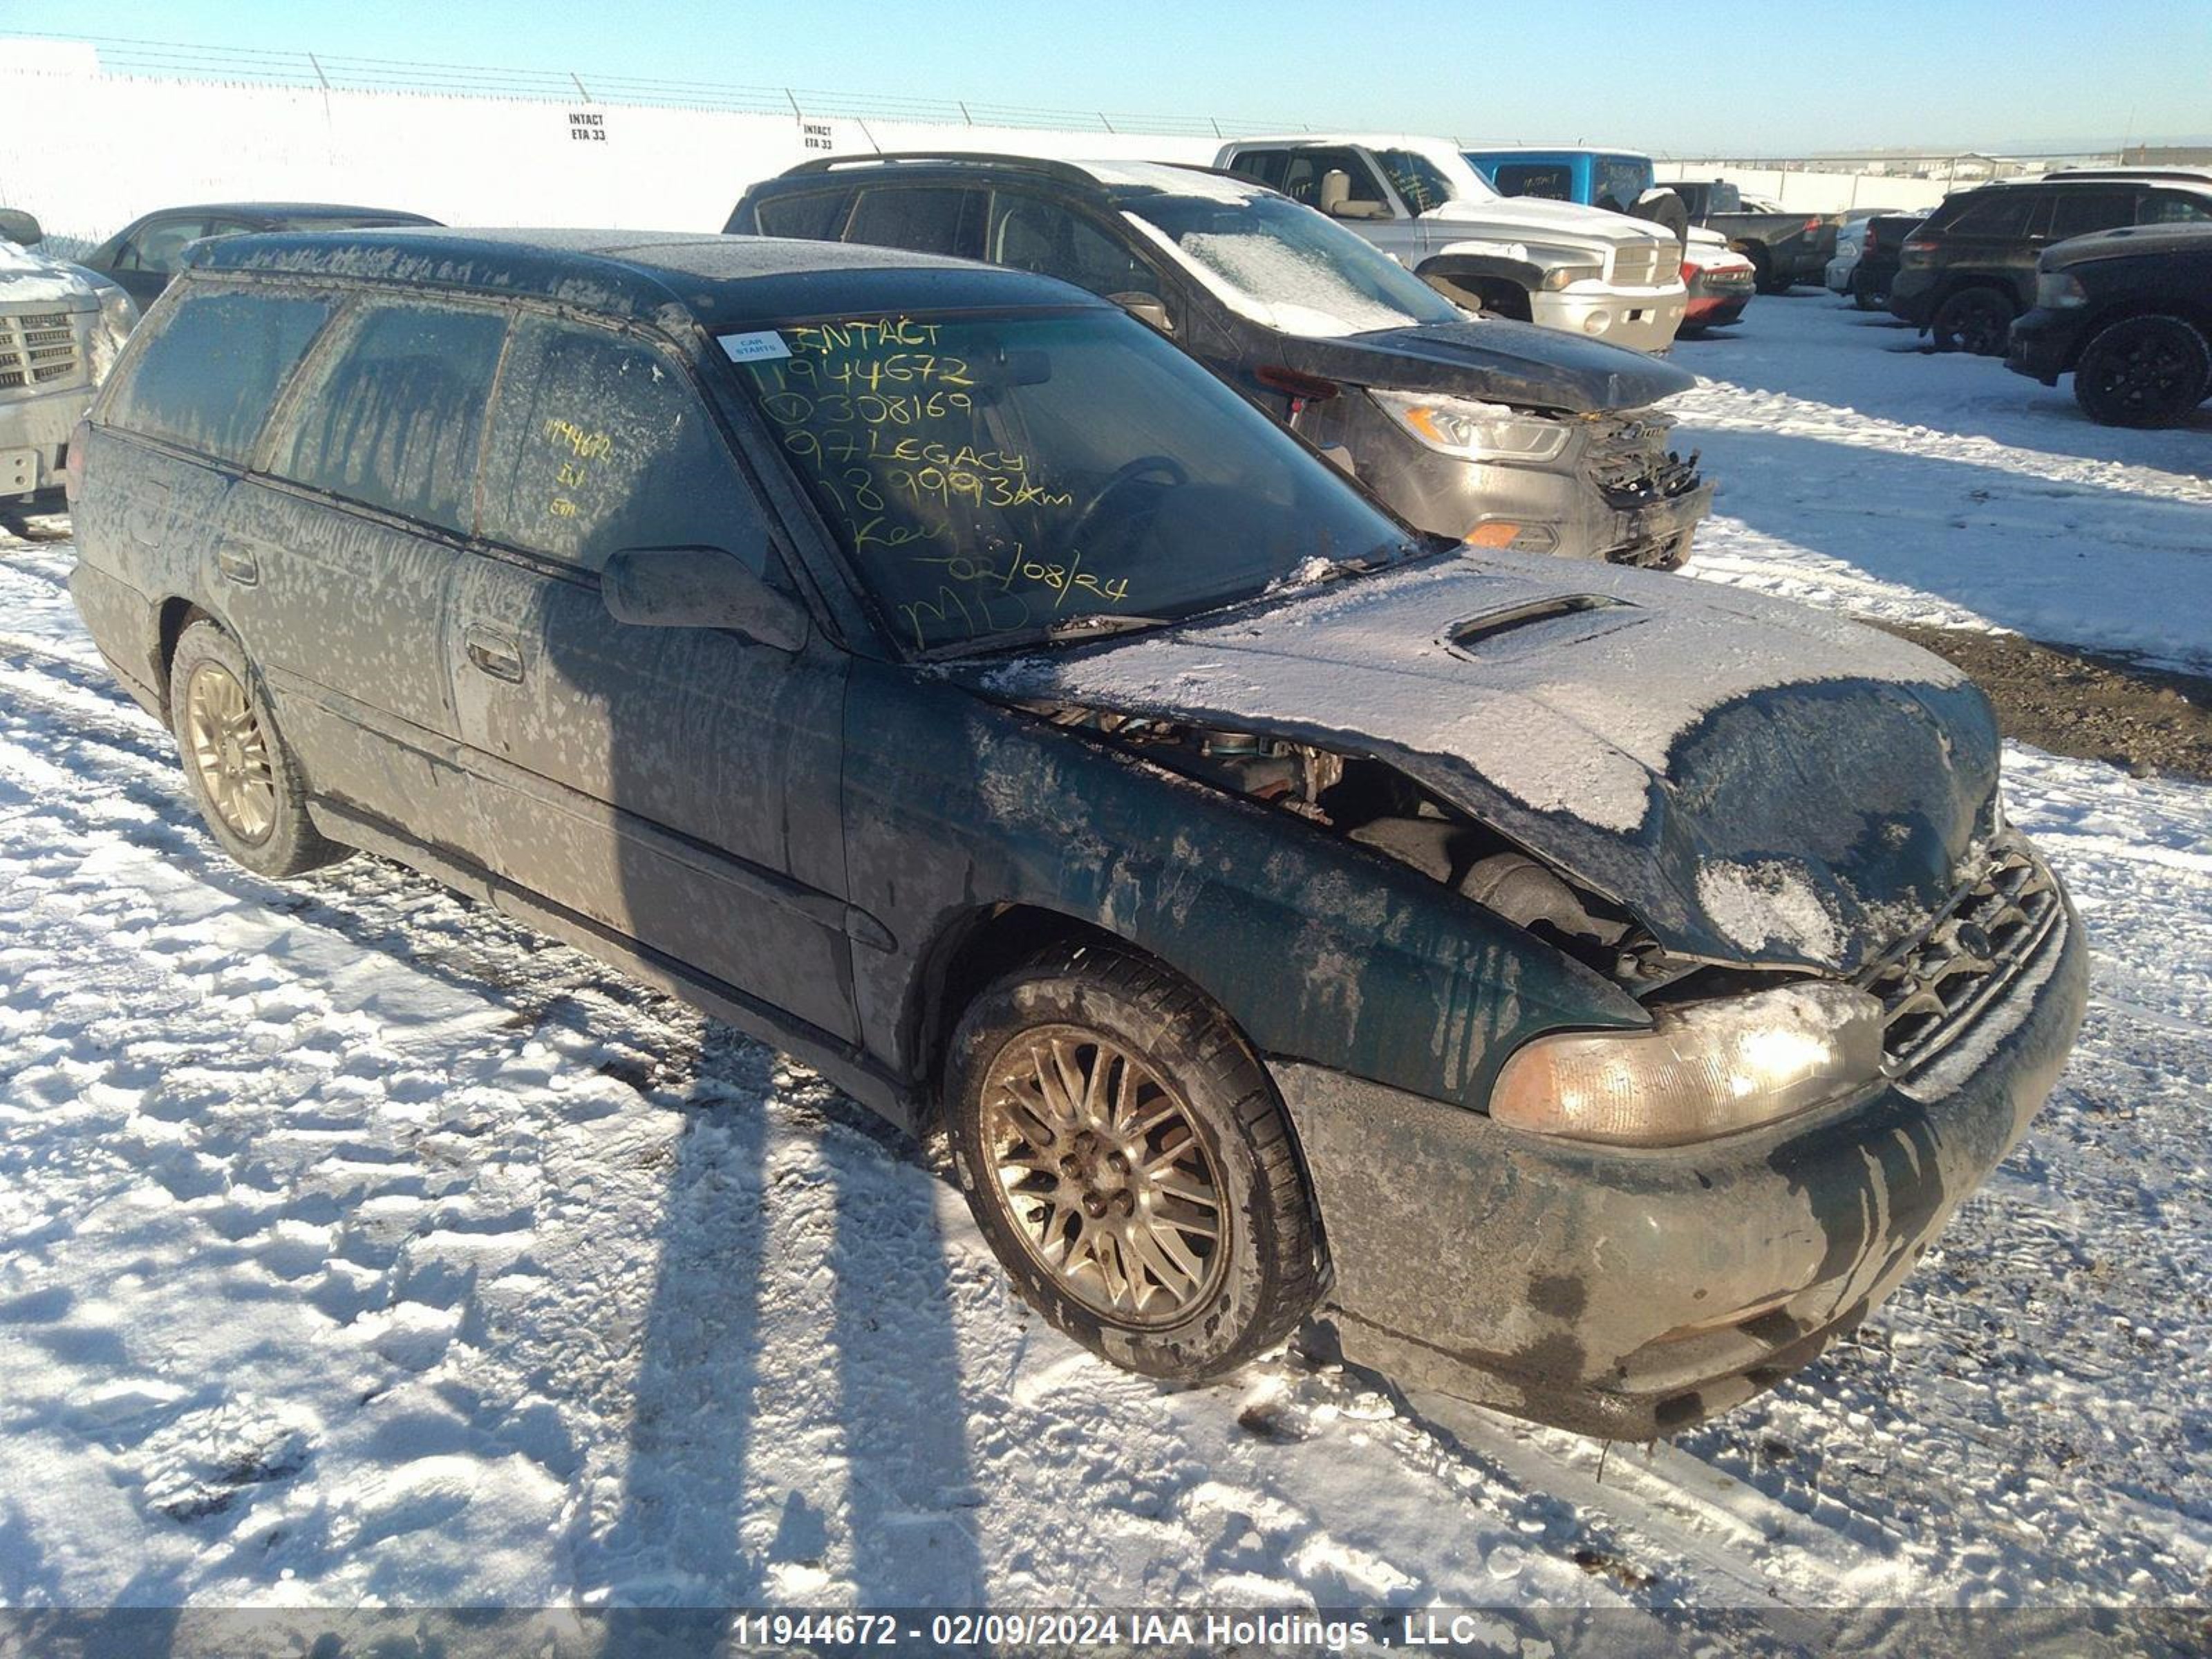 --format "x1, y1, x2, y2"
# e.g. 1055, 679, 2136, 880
214, 546, 259, 585
464, 626, 525, 683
